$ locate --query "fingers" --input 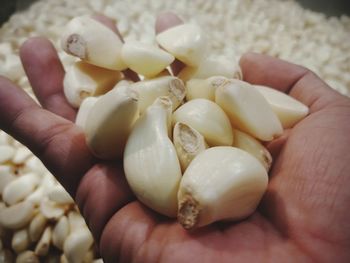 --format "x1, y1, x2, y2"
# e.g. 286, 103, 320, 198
75, 163, 135, 242
239, 52, 342, 112
0, 77, 94, 195
20, 37, 77, 121
155, 11, 186, 76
